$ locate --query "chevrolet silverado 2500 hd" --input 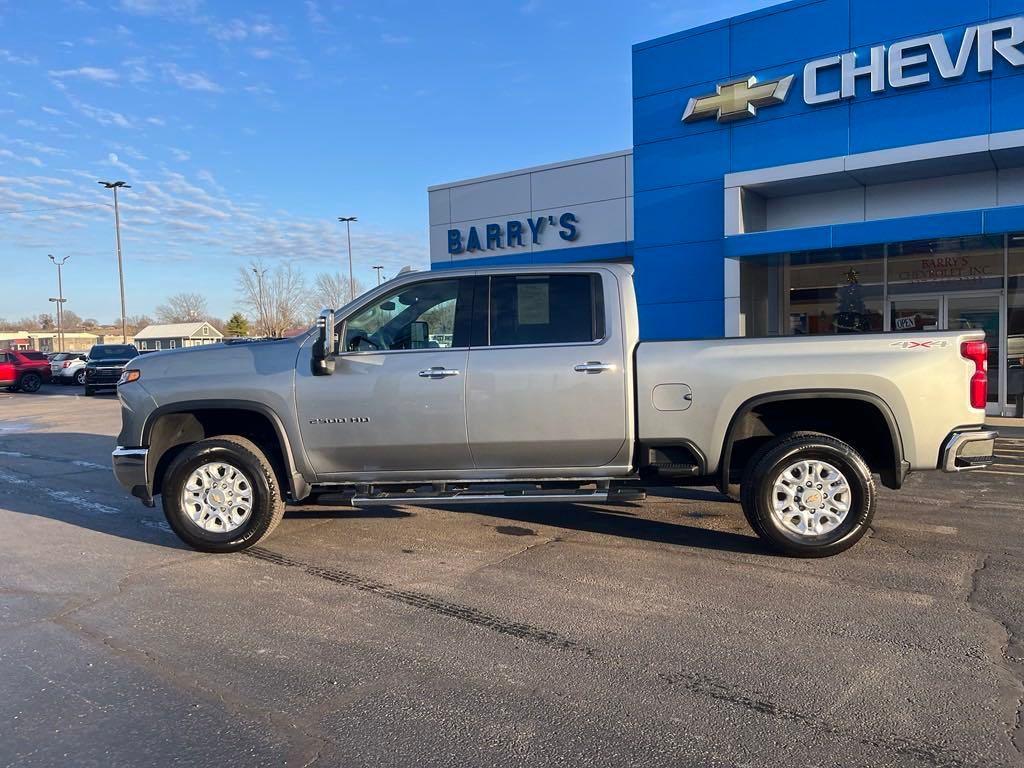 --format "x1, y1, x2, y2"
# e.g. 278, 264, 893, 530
112, 264, 997, 557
